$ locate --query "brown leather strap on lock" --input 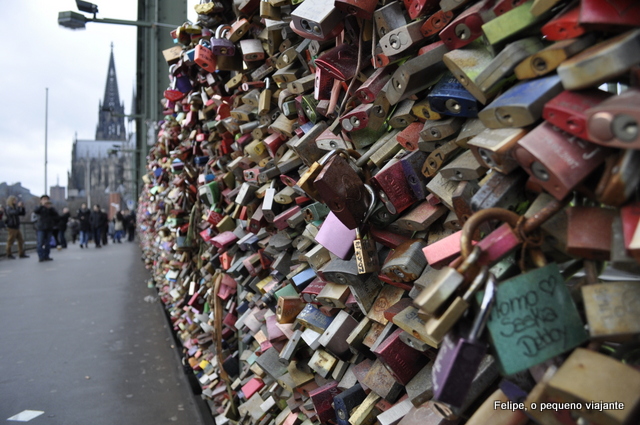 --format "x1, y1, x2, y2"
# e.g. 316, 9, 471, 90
212, 270, 239, 419
212, 271, 229, 382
